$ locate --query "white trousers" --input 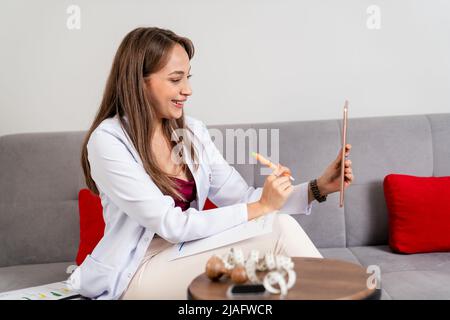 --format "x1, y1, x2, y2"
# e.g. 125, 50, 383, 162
120, 214, 322, 300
